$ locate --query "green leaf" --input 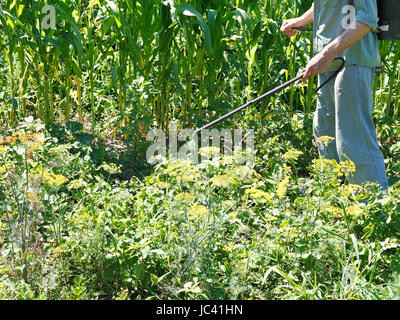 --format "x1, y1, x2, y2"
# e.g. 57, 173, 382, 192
233, 8, 252, 38
175, 5, 212, 57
